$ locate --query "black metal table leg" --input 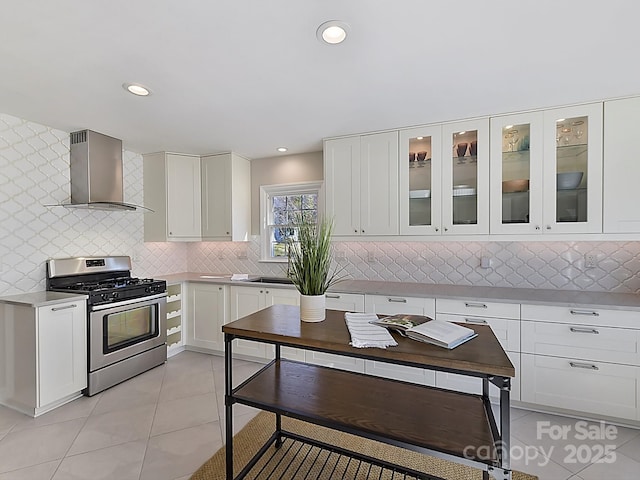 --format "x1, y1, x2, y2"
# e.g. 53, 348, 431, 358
225, 333, 234, 480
